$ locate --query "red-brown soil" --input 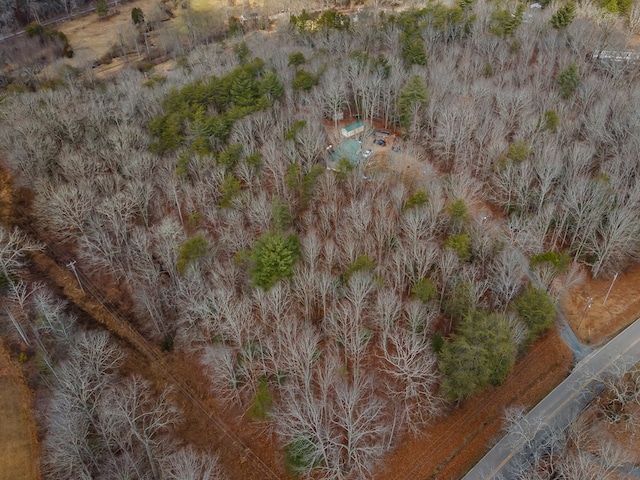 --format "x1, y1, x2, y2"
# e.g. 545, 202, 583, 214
0, 158, 595, 480
572, 398, 640, 476
562, 264, 640, 344
5, 3, 640, 479
375, 329, 573, 480
0, 340, 40, 480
